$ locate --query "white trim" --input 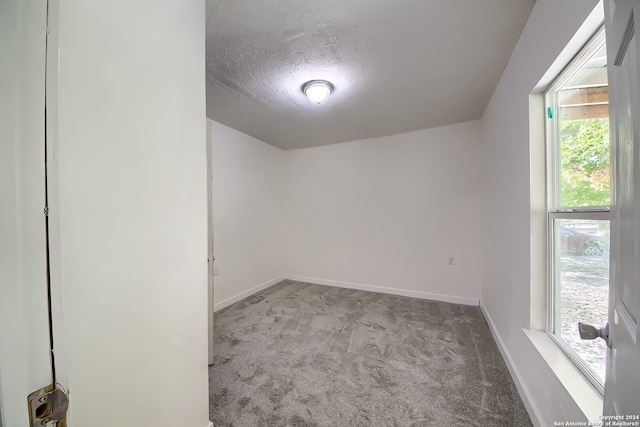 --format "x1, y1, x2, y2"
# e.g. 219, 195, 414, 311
480, 302, 543, 427
208, 421, 214, 427
286, 275, 479, 306
213, 275, 479, 313
213, 276, 286, 312
207, 119, 215, 365
523, 329, 603, 423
